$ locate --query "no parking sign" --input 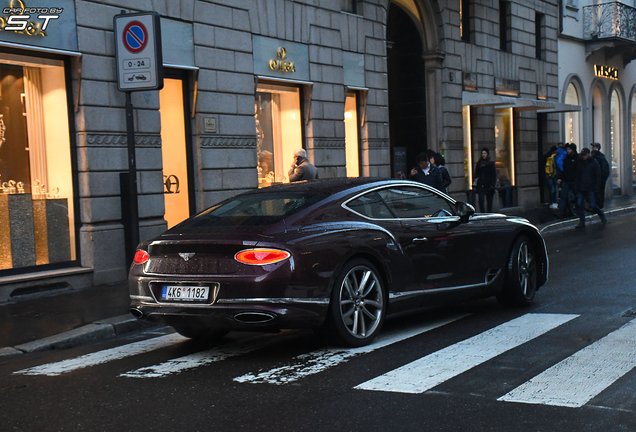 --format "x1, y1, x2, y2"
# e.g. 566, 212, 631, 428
114, 12, 163, 91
